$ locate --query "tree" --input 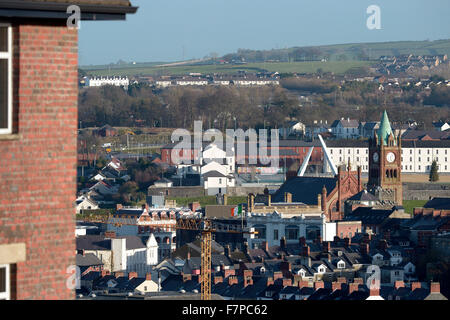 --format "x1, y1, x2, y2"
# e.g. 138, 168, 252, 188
429, 160, 439, 182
